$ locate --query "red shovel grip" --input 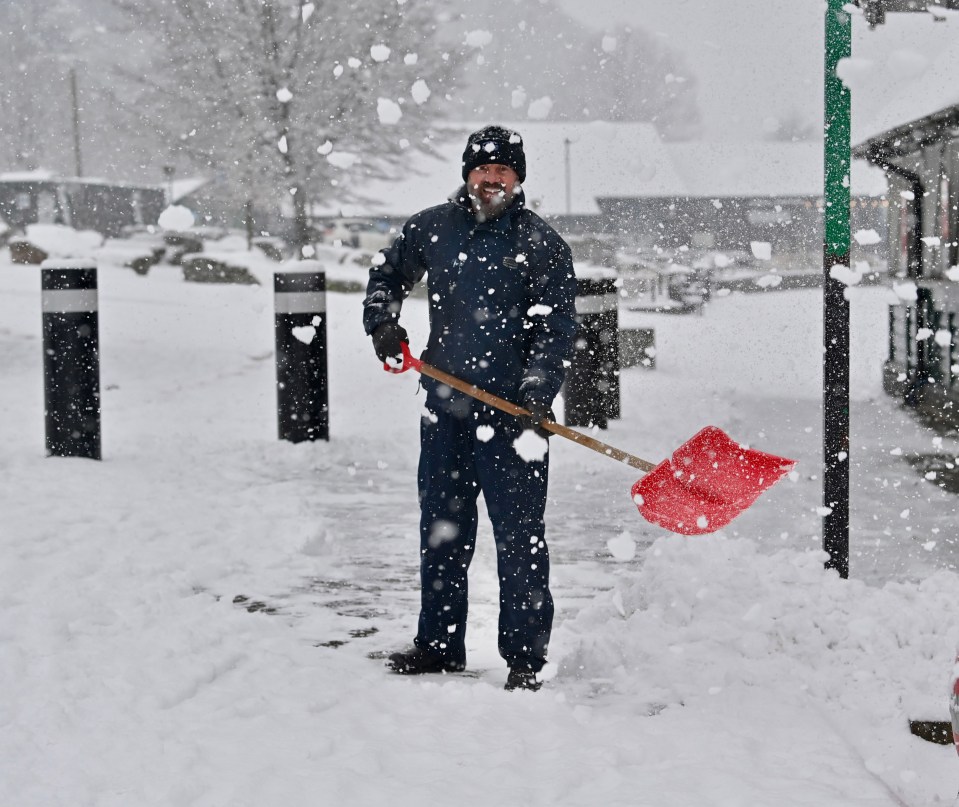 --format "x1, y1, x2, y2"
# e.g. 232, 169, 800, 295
382, 341, 421, 374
